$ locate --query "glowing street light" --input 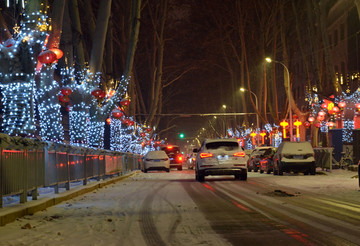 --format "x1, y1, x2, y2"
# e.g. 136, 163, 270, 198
240, 87, 260, 145
266, 57, 293, 141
